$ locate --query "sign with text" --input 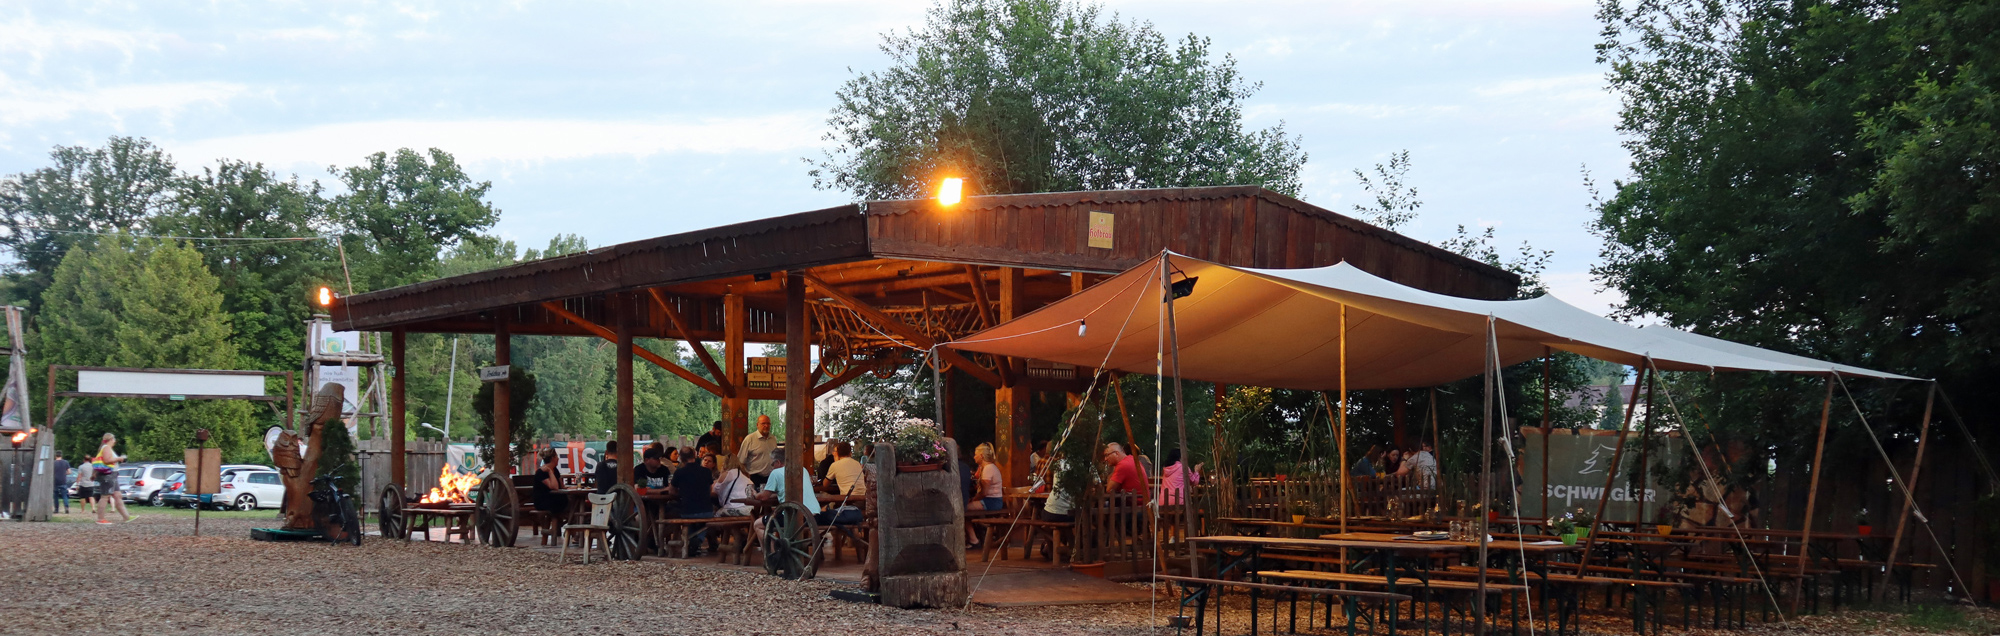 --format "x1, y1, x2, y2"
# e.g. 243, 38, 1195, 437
1088, 211, 1115, 249
315, 365, 360, 415
1518, 427, 1685, 523
478, 365, 510, 383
